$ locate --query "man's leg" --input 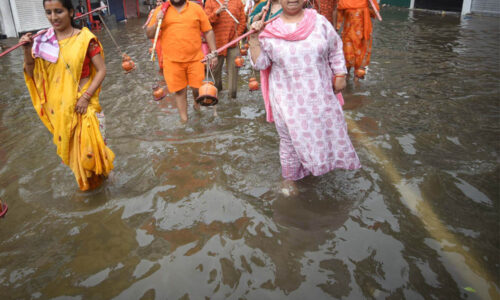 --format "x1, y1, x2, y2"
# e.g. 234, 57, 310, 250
164, 60, 190, 122
226, 47, 238, 99
187, 60, 208, 114
190, 87, 200, 111
212, 55, 225, 91
173, 88, 188, 123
